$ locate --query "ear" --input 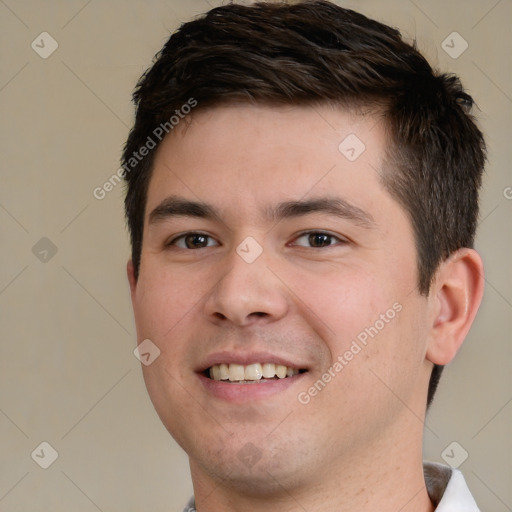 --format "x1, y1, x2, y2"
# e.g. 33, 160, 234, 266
127, 259, 137, 298
426, 248, 484, 366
